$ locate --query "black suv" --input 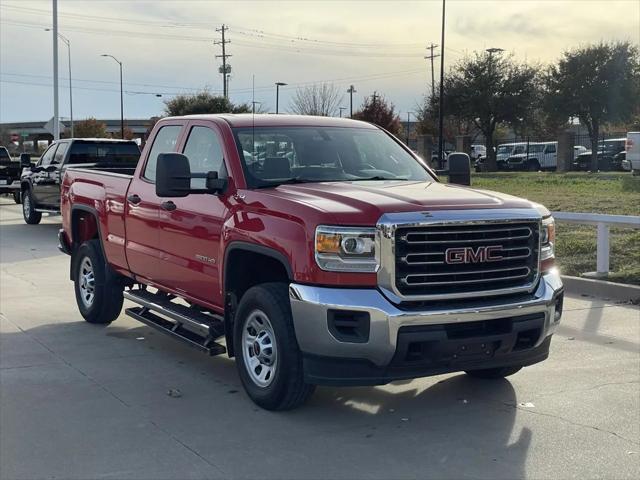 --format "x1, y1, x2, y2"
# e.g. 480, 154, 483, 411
0, 146, 22, 203
20, 138, 140, 224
